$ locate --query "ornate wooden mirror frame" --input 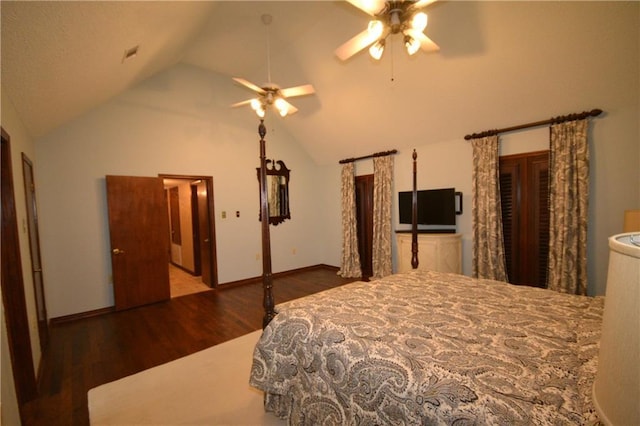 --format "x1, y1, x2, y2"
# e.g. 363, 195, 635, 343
257, 159, 291, 226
